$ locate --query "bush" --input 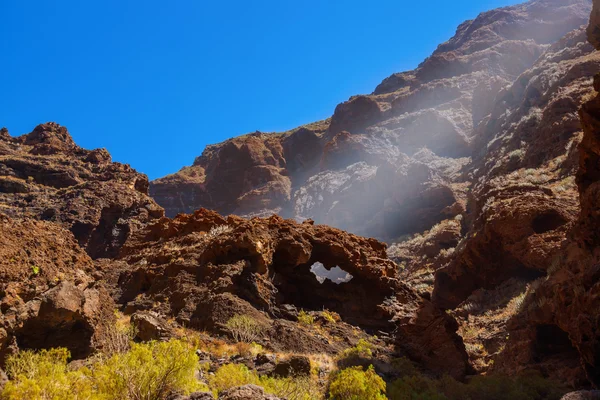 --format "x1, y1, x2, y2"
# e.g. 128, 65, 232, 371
340, 339, 373, 360
209, 363, 320, 399
208, 363, 258, 394
91, 339, 204, 399
388, 374, 445, 400
297, 310, 314, 326
225, 314, 265, 343
92, 310, 136, 357
2, 348, 94, 400
329, 365, 386, 400
260, 375, 321, 400
322, 310, 340, 323
2, 339, 204, 400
